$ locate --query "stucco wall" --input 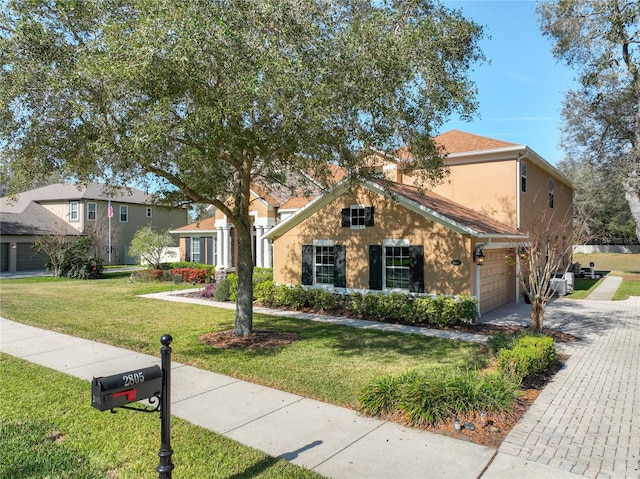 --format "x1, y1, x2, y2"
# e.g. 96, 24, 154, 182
272, 186, 473, 295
